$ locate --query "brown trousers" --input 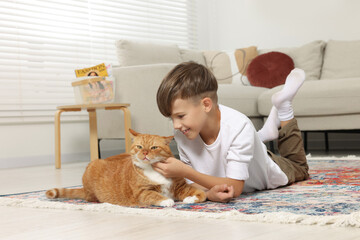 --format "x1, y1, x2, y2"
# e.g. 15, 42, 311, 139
267, 119, 310, 185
